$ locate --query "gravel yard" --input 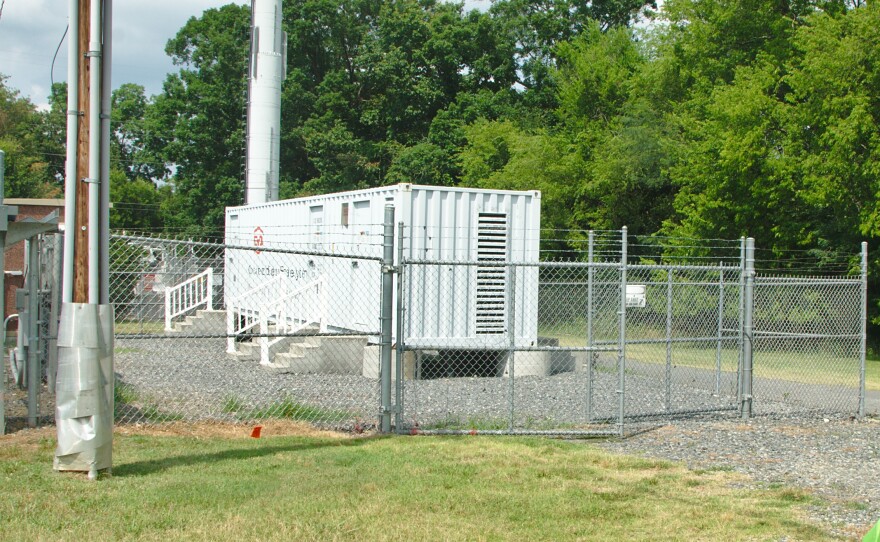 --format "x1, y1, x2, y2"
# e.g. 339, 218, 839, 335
596, 415, 880, 540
